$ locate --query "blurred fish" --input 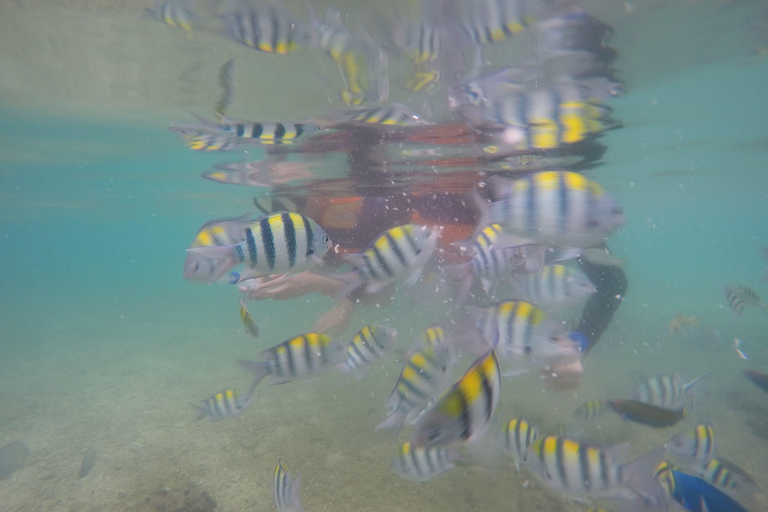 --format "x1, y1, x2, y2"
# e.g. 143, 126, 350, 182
411, 351, 500, 448
214, 58, 235, 119
631, 374, 708, 411
220, 0, 303, 54
456, 0, 532, 46
172, 115, 321, 146
336, 104, 427, 127
573, 398, 608, 420
744, 369, 768, 394
239, 295, 260, 337
186, 212, 332, 283
184, 213, 254, 282
192, 389, 255, 421
664, 465, 751, 512
146, 0, 195, 38
274, 460, 304, 512
606, 399, 686, 428
697, 325, 720, 346
508, 264, 596, 311
183, 133, 241, 152
390, 441, 463, 482
239, 333, 346, 391
670, 312, 698, 334
337, 325, 397, 379
505, 418, 539, 471
415, 324, 447, 349
465, 300, 576, 368
391, 20, 445, 92
333, 224, 440, 297
580, 247, 625, 268
205, 159, 315, 187
666, 423, 716, 467
527, 437, 667, 505
376, 345, 455, 437
723, 285, 768, 316
79, 447, 97, 479
694, 457, 760, 493
479, 171, 626, 250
